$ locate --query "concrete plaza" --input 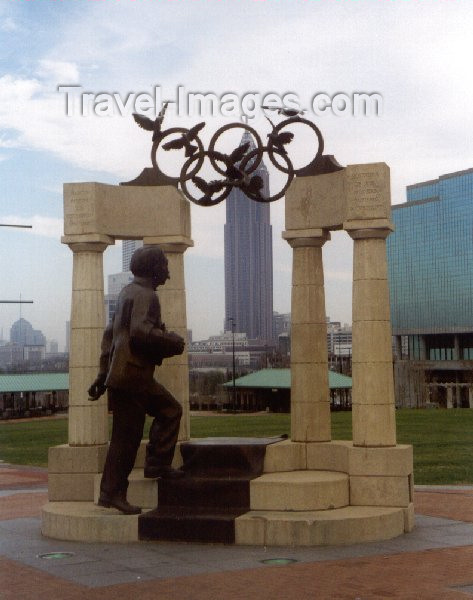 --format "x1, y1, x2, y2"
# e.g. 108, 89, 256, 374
2, 463, 473, 599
